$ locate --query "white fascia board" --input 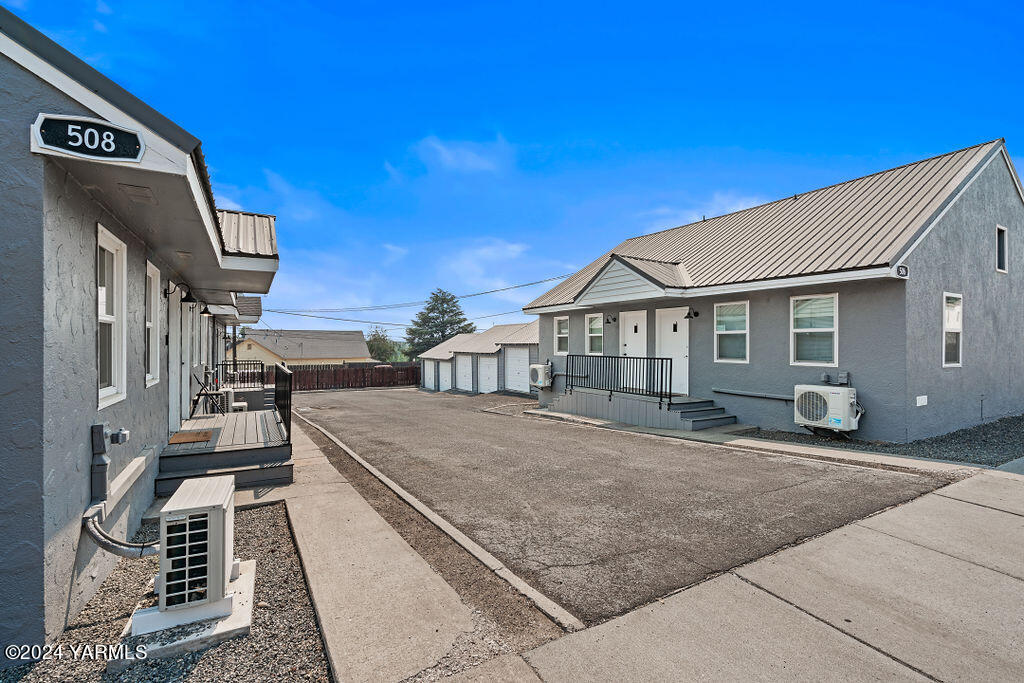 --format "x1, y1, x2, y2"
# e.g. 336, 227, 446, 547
524, 267, 897, 313
1, 32, 222, 260
220, 255, 280, 272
